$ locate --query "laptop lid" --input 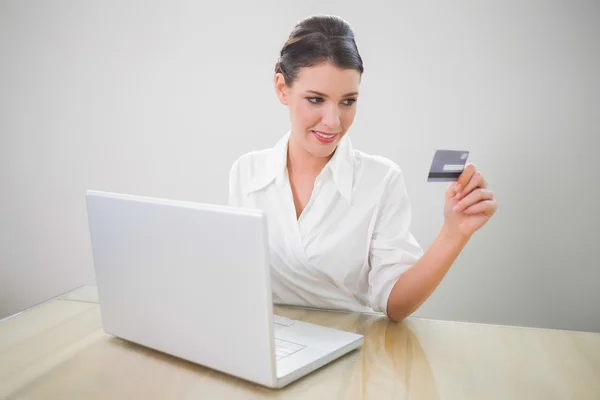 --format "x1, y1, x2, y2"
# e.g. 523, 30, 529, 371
85, 190, 277, 387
